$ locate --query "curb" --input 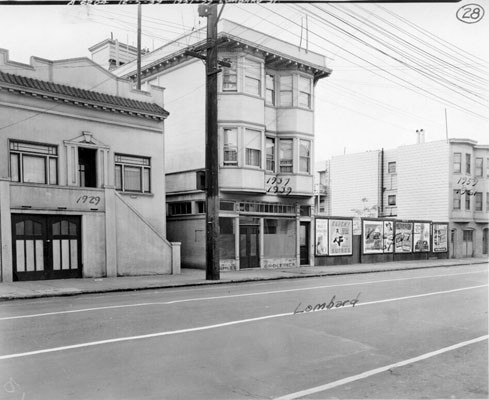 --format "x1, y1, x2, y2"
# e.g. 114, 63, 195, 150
1, 261, 486, 301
